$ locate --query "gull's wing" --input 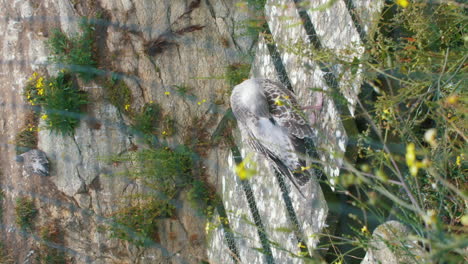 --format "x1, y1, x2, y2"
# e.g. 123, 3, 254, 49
259, 79, 313, 139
